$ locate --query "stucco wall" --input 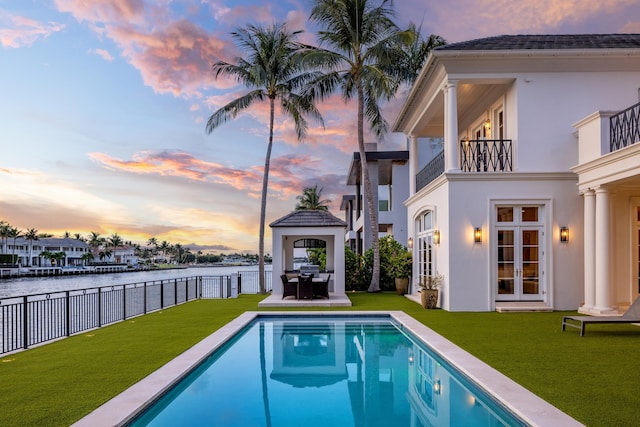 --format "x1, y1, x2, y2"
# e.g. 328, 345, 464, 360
407, 174, 583, 311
